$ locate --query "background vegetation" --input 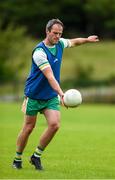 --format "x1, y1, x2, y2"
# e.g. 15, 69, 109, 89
1, 0, 115, 38
0, 0, 115, 102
